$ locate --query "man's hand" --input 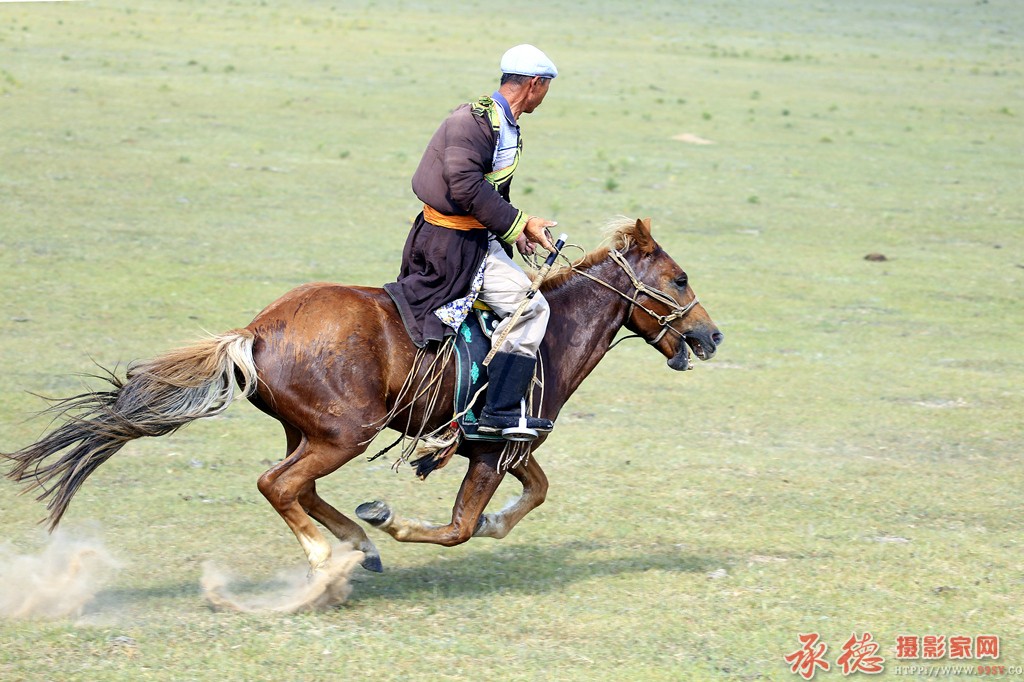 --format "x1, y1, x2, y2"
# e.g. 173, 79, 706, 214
517, 216, 557, 256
